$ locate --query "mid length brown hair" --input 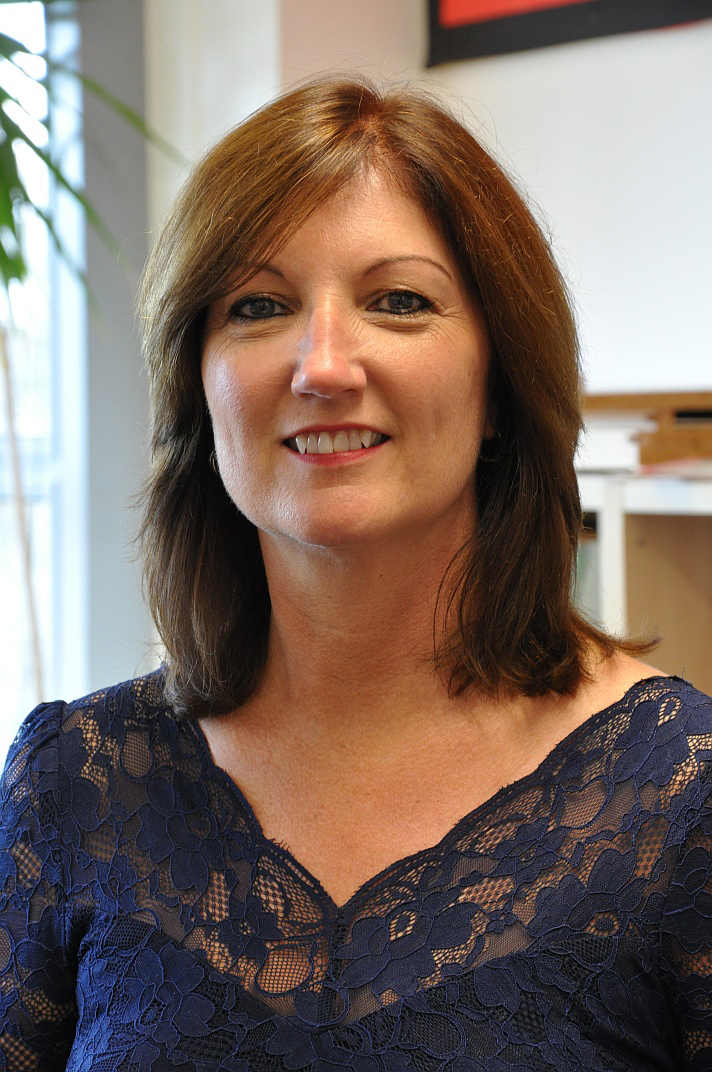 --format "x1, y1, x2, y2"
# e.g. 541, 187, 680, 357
139, 76, 622, 717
